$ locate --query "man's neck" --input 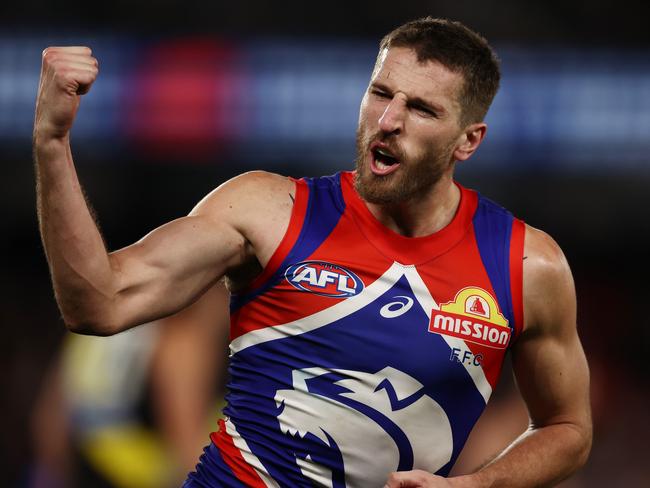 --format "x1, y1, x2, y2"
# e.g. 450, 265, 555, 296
364, 174, 460, 238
